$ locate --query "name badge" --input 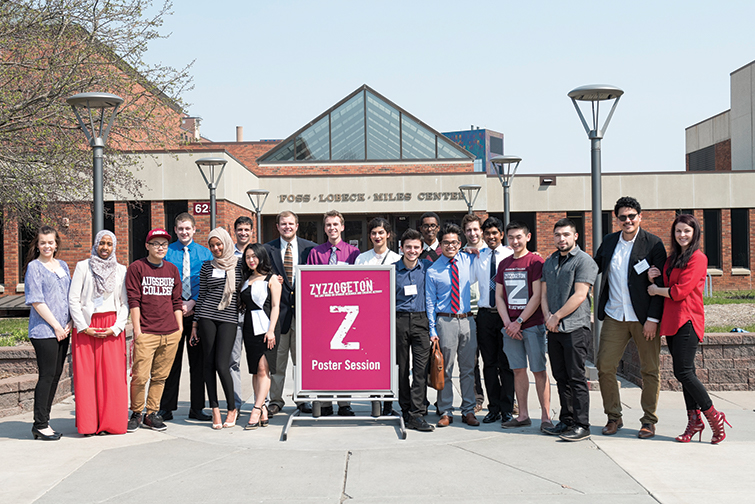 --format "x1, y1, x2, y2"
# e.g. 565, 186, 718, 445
212, 268, 226, 279
55, 268, 66, 278
634, 259, 650, 275
93, 296, 104, 308
404, 284, 418, 296
337, 261, 348, 265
